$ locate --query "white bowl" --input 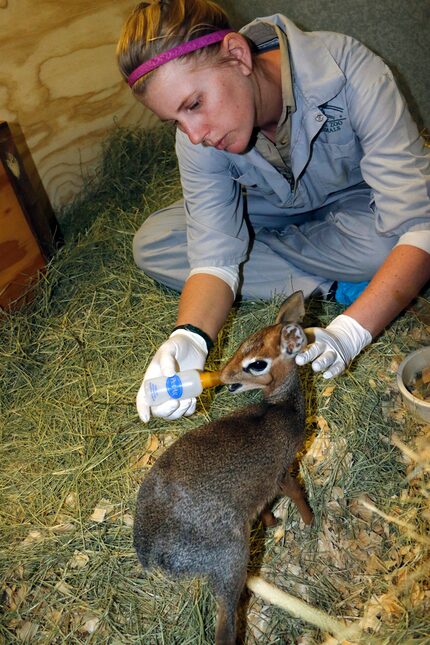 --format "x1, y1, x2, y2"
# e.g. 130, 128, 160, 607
397, 346, 430, 423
